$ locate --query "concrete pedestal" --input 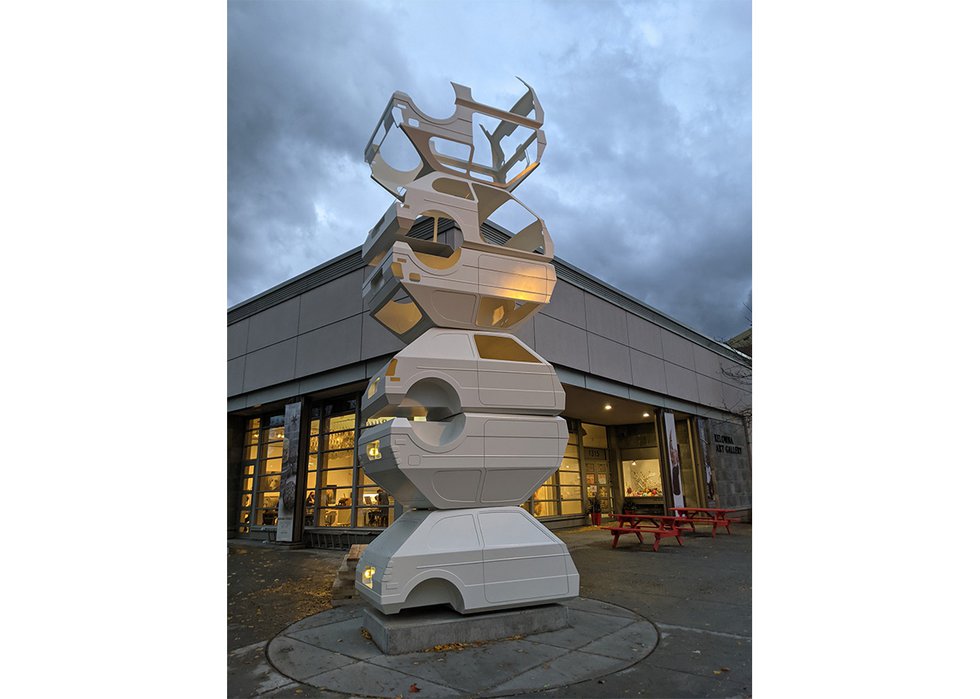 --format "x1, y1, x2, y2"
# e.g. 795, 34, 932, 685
361, 603, 569, 655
